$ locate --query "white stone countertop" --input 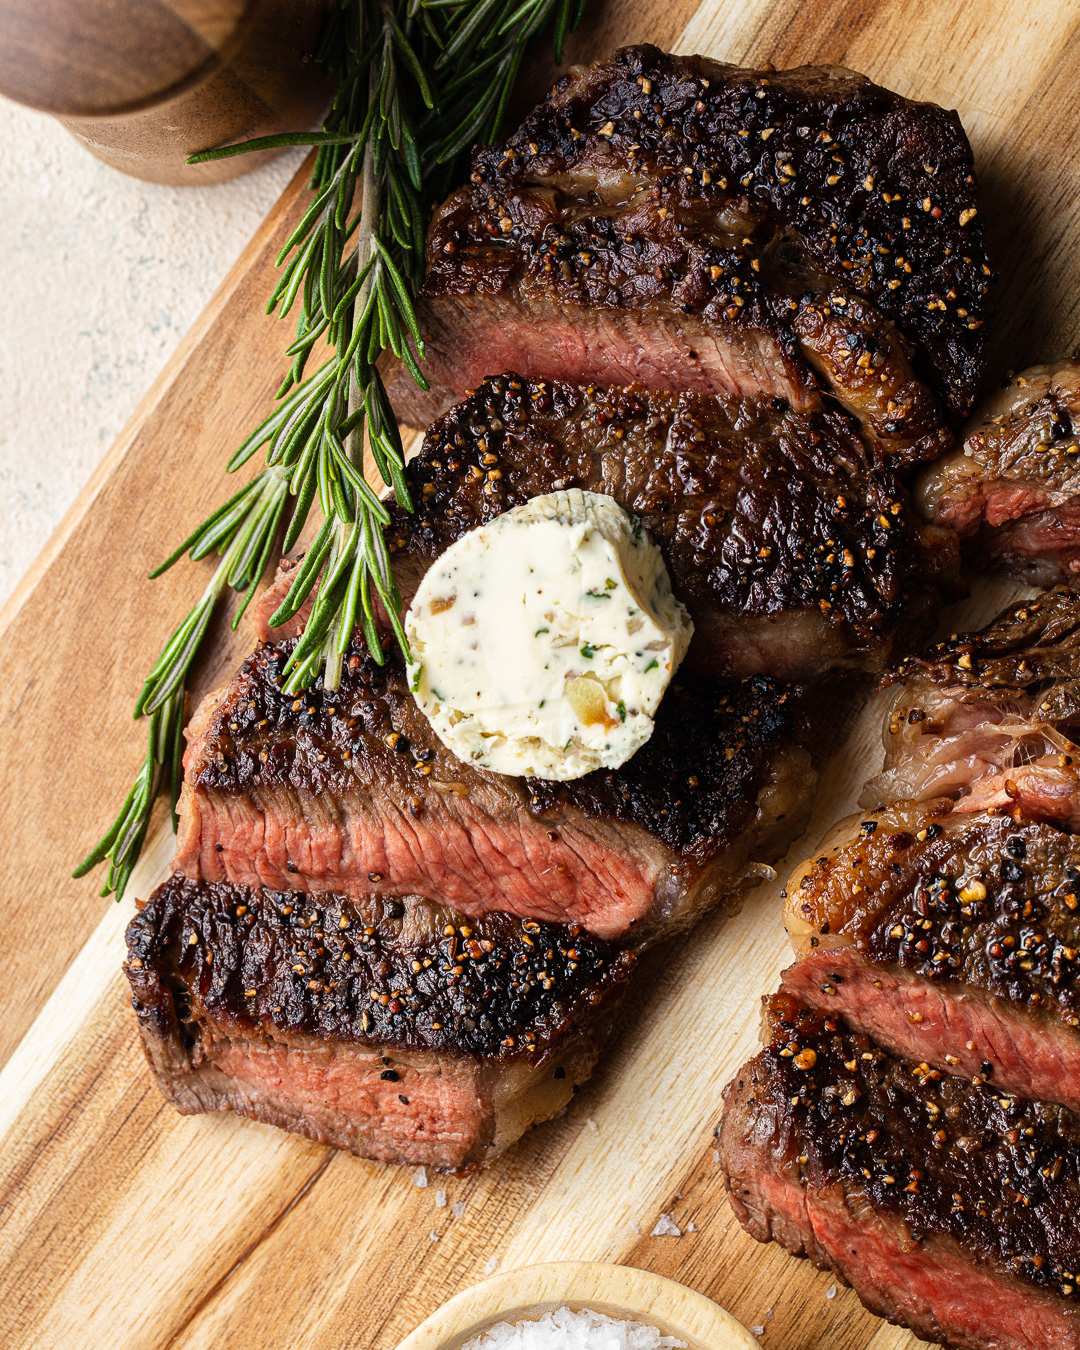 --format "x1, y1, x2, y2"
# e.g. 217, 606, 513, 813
0, 98, 305, 609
